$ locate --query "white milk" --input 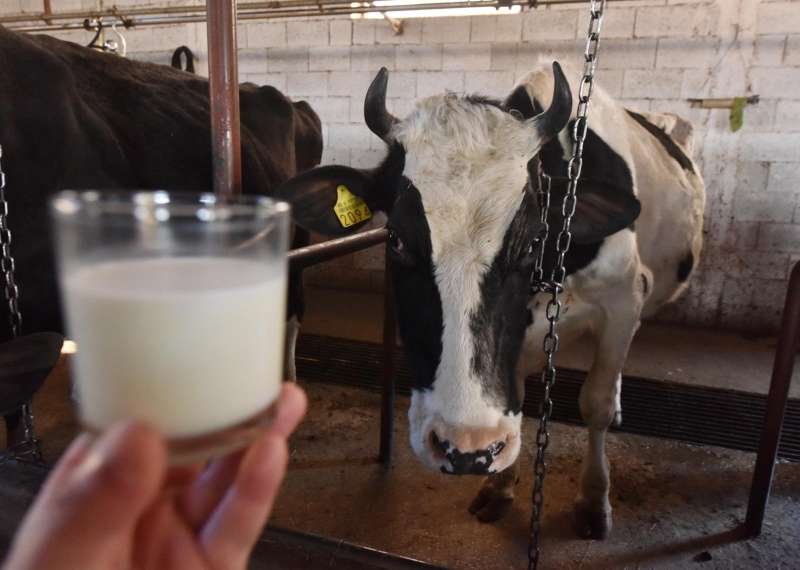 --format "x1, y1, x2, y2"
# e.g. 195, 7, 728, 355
64, 257, 286, 438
